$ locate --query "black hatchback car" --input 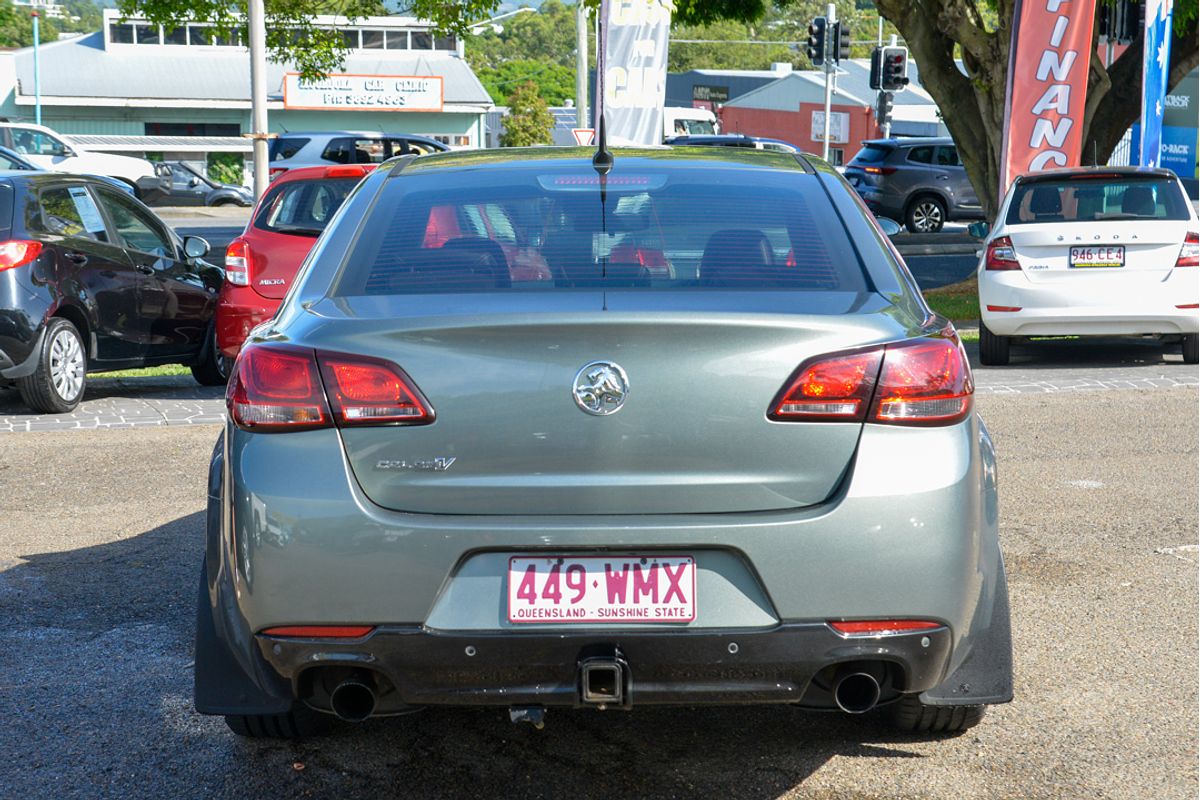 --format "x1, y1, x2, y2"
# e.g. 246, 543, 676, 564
0, 173, 226, 413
